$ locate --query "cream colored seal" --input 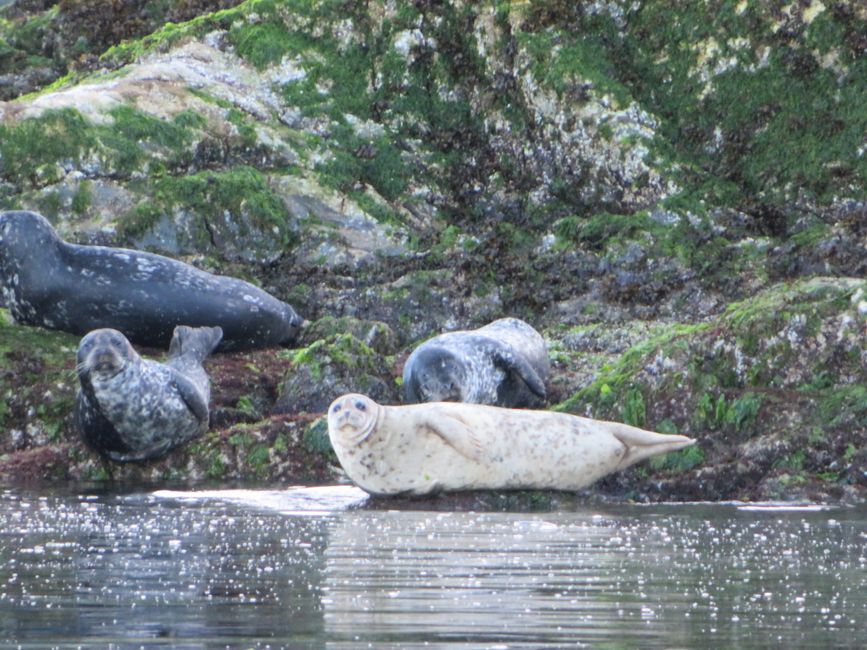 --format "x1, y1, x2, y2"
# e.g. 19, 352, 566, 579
327, 393, 696, 495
